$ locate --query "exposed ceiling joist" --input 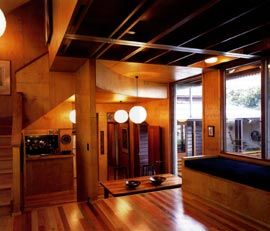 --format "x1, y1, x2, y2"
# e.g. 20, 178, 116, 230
91, 0, 151, 58
168, 23, 268, 65
95, 0, 162, 58
145, 2, 265, 64
120, 0, 221, 61
65, 34, 258, 59
58, 0, 269, 71
62, 0, 94, 54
